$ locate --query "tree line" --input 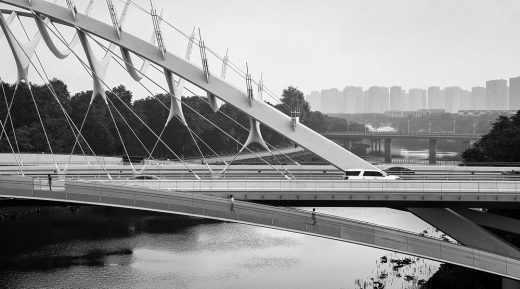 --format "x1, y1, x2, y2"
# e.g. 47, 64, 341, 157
462, 111, 520, 163
0, 79, 361, 159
